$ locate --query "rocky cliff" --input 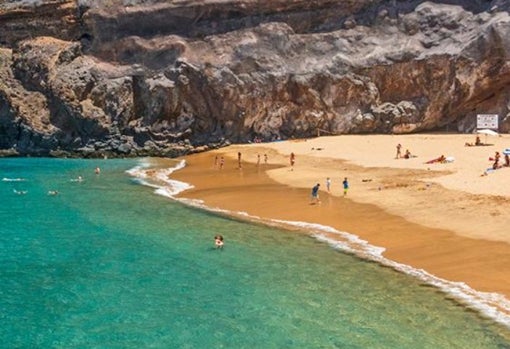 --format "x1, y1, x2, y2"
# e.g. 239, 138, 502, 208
1, 0, 510, 157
